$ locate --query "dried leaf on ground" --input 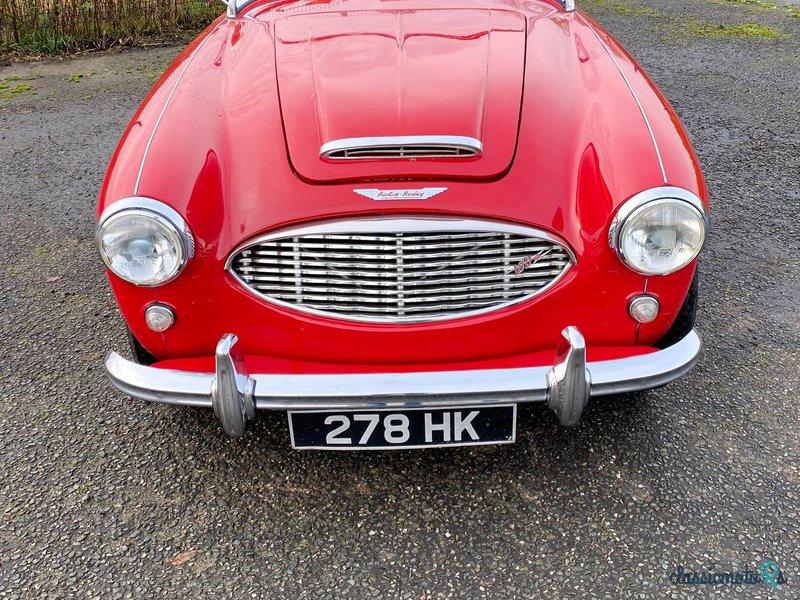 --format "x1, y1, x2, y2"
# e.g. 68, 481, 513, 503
168, 549, 198, 566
